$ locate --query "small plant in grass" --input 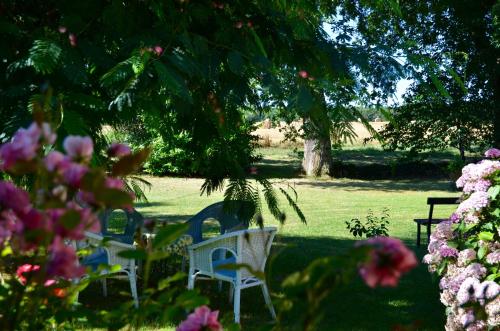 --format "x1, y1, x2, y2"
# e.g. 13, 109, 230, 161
345, 208, 390, 238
